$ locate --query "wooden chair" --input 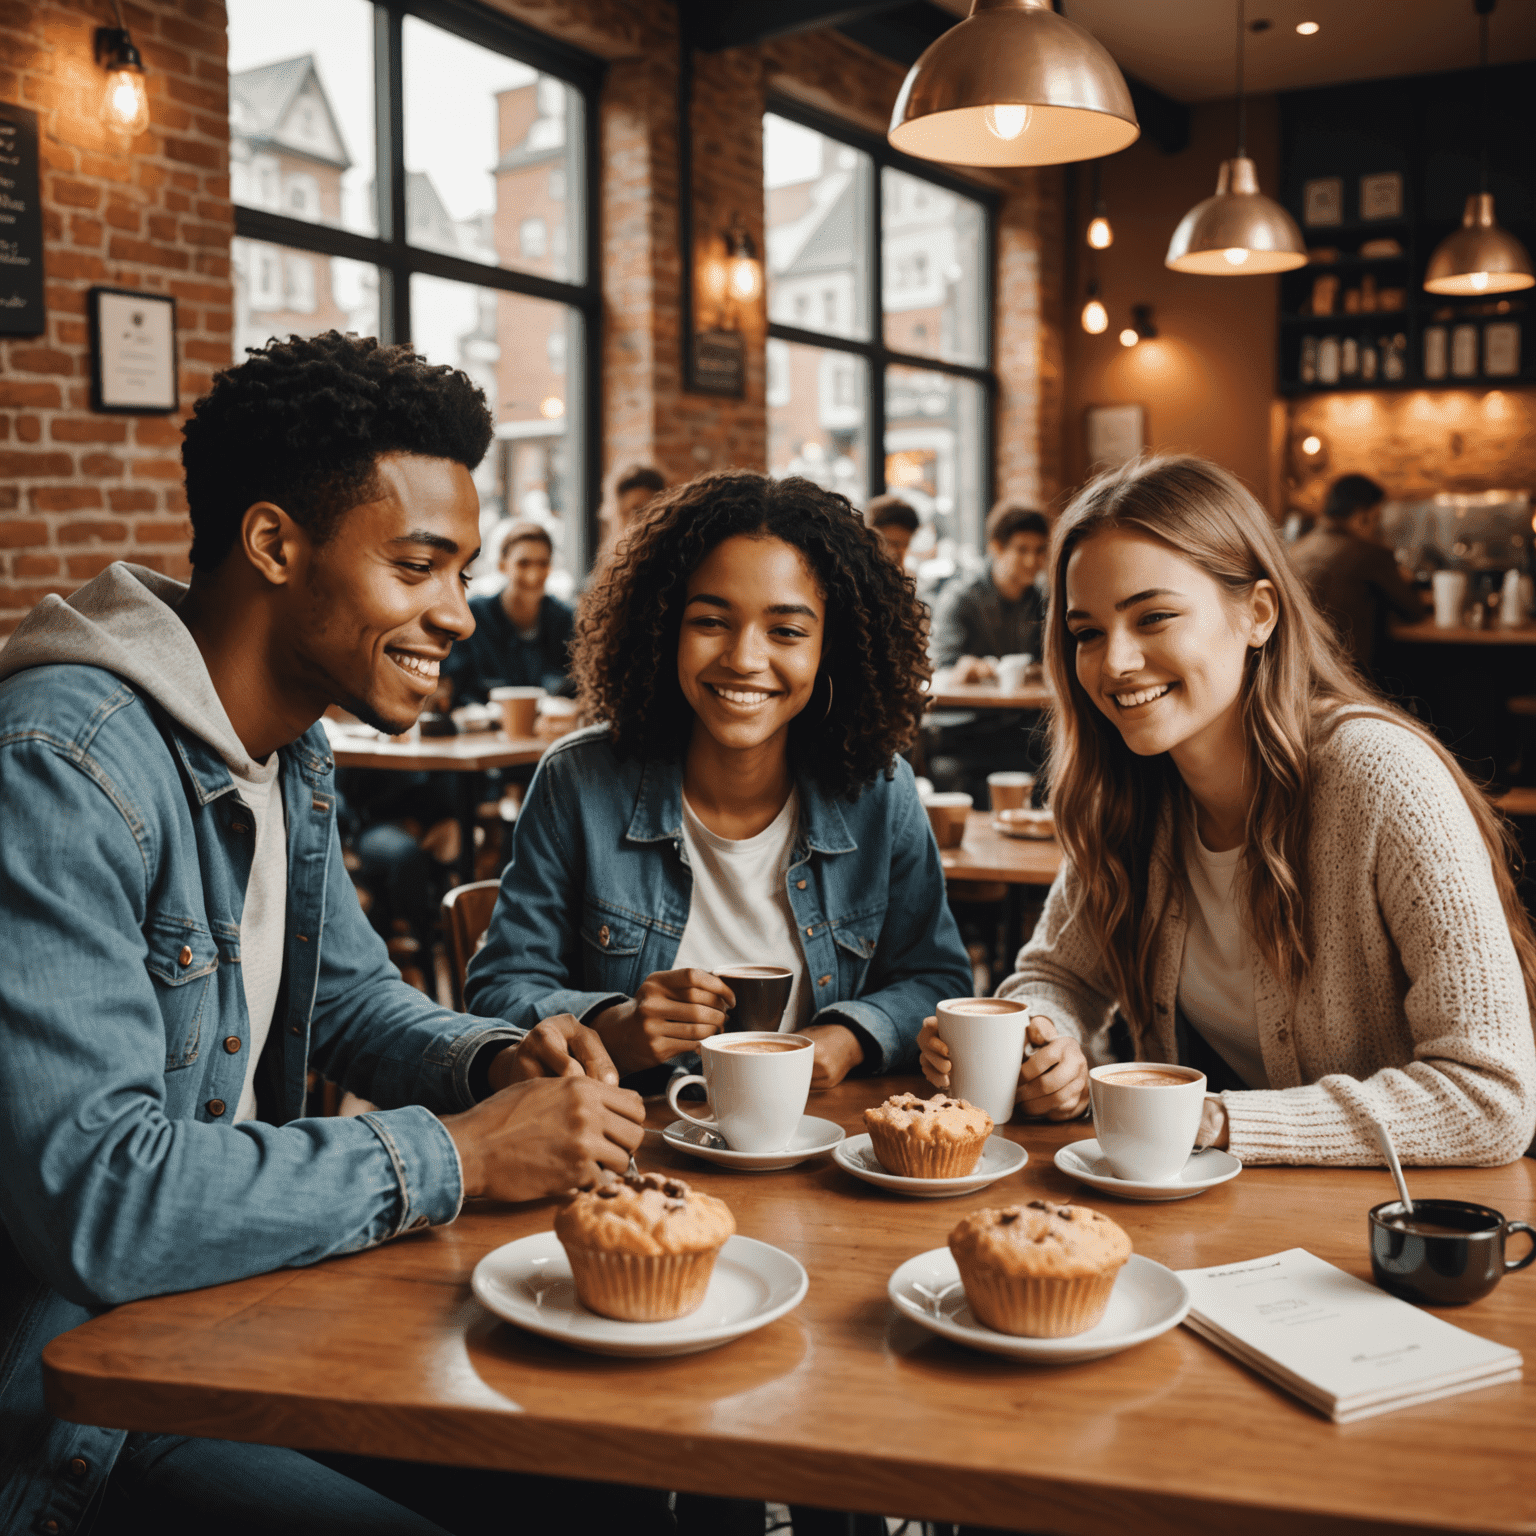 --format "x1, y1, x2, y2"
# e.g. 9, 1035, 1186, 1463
1494, 785, 1536, 819
441, 879, 502, 1011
